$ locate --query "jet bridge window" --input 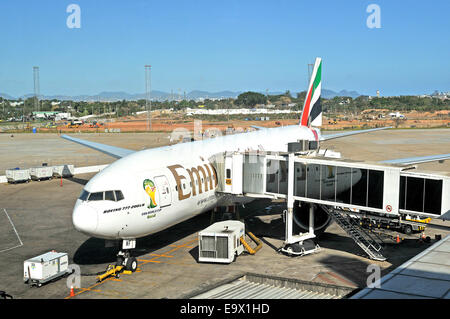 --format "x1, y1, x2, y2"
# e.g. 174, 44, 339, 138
306, 164, 321, 199
266, 159, 288, 195
399, 176, 442, 215
317, 165, 384, 209
294, 163, 306, 197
